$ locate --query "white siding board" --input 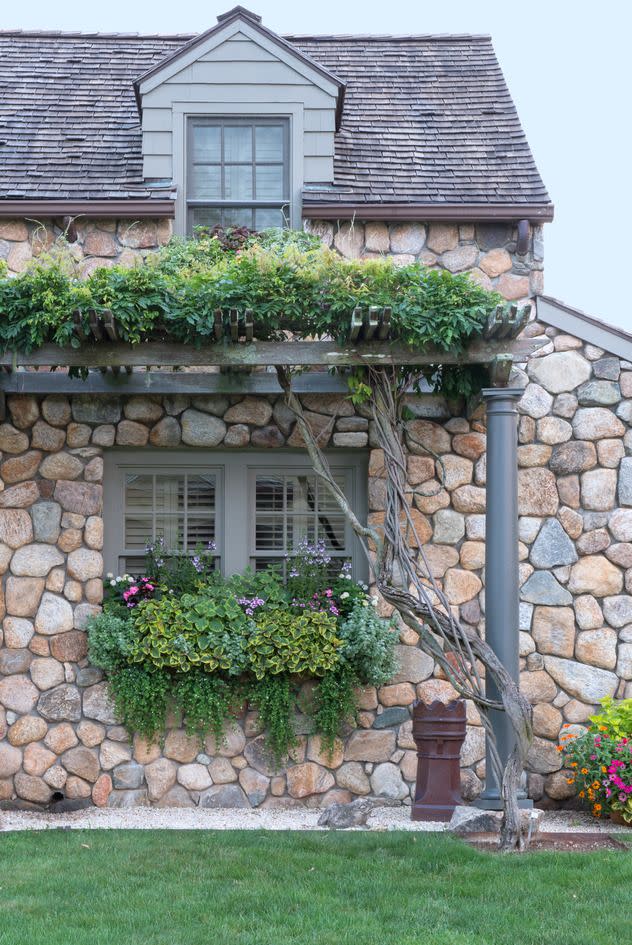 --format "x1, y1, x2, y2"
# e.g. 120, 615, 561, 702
142, 154, 172, 178
304, 132, 335, 157
166, 61, 313, 87
142, 132, 172, 156
142, 108, 174, 133
200, 41, 280, 63
304, 110, 336, 132
144, 84, 335, 109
